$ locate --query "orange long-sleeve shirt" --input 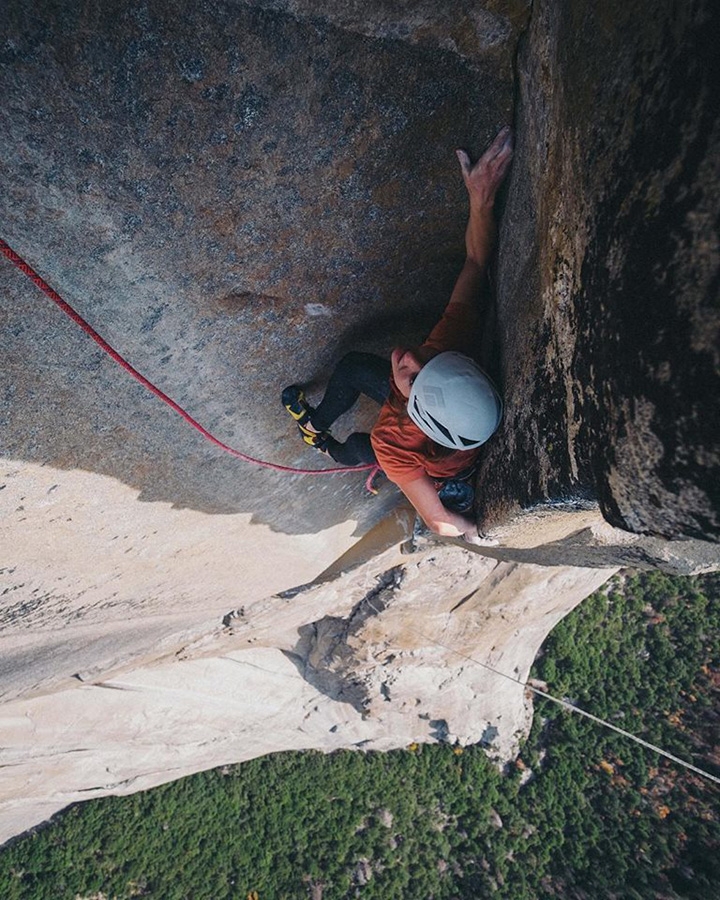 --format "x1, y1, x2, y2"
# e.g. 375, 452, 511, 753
371, 295, 484, 486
